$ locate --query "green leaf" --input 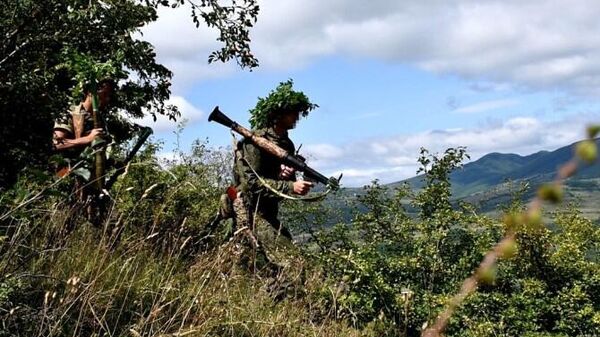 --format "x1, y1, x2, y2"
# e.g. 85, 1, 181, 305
498, 239, 518, 259
477, 265, 497, 285
248, 79, 317, 129
91, 137, 107, 149
587, 124, 600, 138
575, 140, 597, 163
537, 183, 563, 203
